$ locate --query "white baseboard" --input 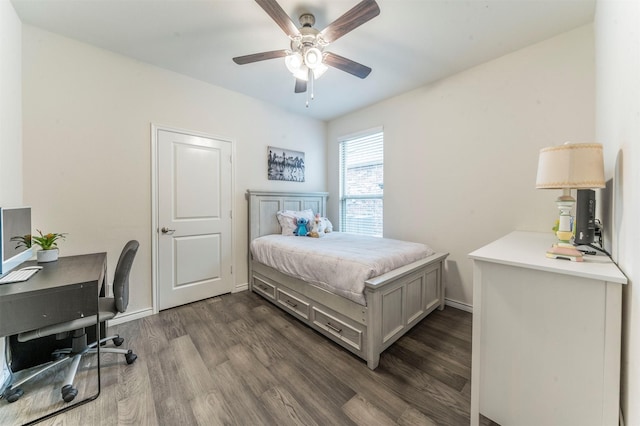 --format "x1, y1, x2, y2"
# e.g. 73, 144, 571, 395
233, 283, 248, 293
106, 285, 248, 327
107, 307, 154, 326
445, 298, 473, 313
